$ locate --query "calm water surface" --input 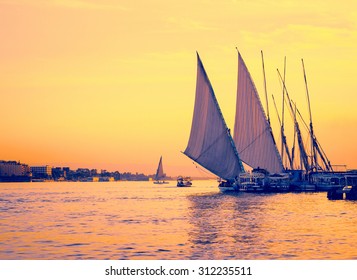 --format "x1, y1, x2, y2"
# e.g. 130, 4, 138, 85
0, 181, 356, 260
